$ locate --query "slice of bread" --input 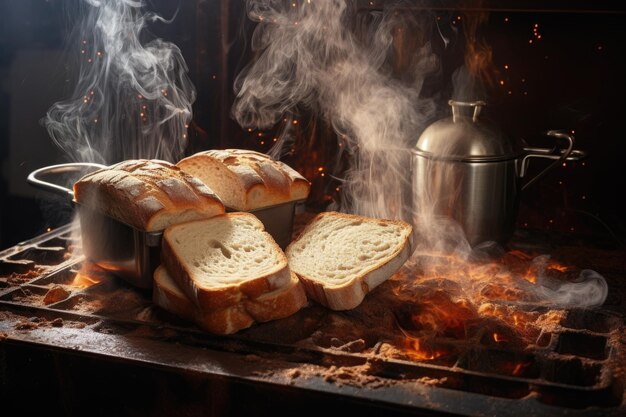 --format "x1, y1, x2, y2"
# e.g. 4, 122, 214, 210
286, 212, 414, 310
161, 212, 292, 311
153, 265, 307, 334
177, 149, 310, 211
74, 159, 225, 232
